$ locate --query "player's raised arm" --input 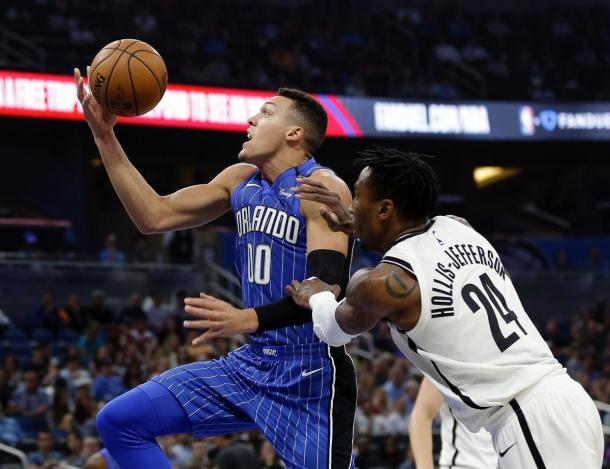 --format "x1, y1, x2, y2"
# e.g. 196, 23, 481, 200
409, 377, 443, 469
74, 67, 256, 234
